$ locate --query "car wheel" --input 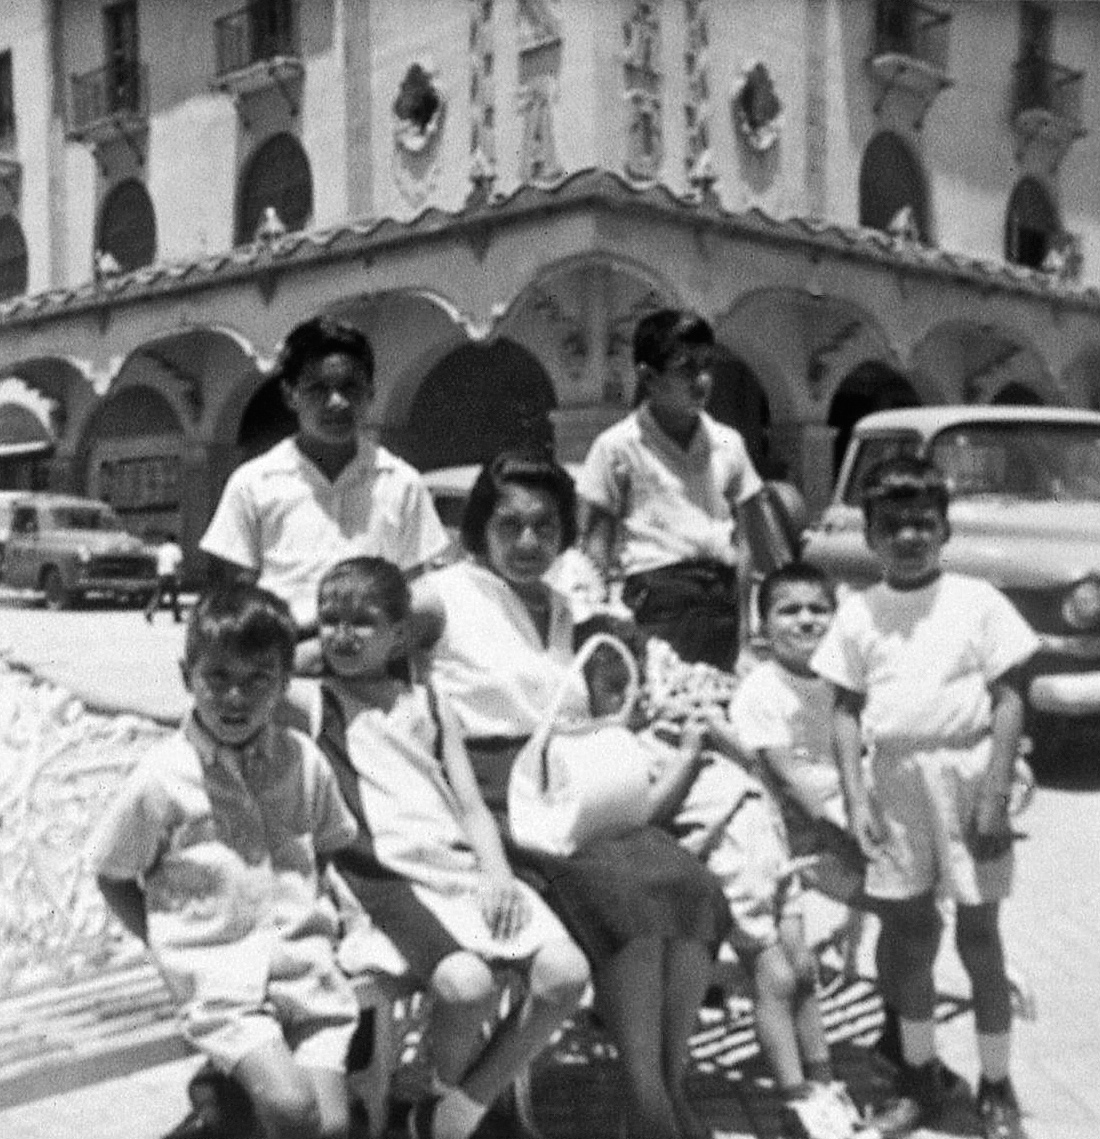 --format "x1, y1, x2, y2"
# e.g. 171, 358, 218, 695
42, 567, 72, 611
